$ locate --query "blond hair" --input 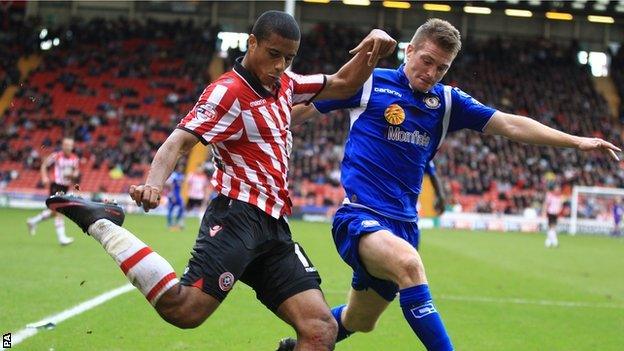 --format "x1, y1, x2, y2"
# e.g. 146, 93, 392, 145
410, 18, 461, 56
